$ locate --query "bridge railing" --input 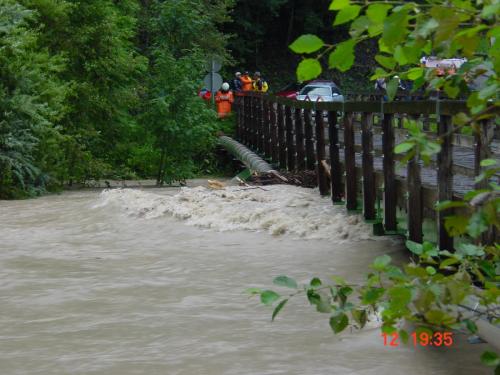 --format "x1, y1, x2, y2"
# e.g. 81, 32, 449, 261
233, 92, 497, 250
